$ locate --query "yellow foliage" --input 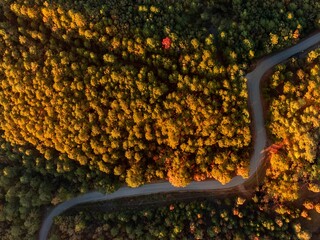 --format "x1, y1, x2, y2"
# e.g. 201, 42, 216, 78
270, 33, 279, 45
